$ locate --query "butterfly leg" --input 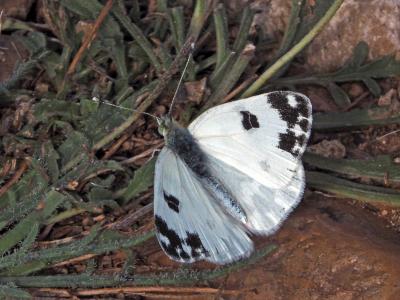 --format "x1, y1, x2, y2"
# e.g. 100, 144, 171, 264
147, 148, 161, 163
